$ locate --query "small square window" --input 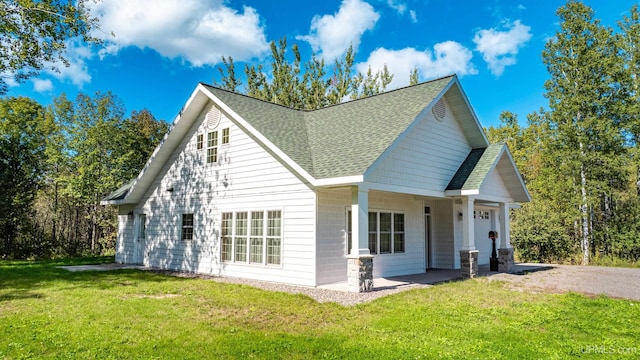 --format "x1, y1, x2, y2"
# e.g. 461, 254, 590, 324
196, 134, 203, 150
